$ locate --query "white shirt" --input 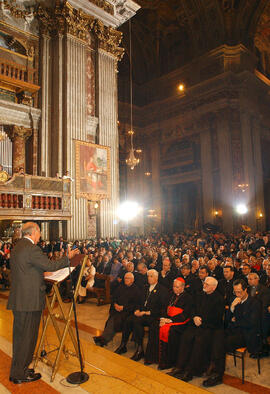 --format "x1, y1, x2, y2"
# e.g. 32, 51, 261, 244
24, 236, 34, 244
149, 283, 157, 292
